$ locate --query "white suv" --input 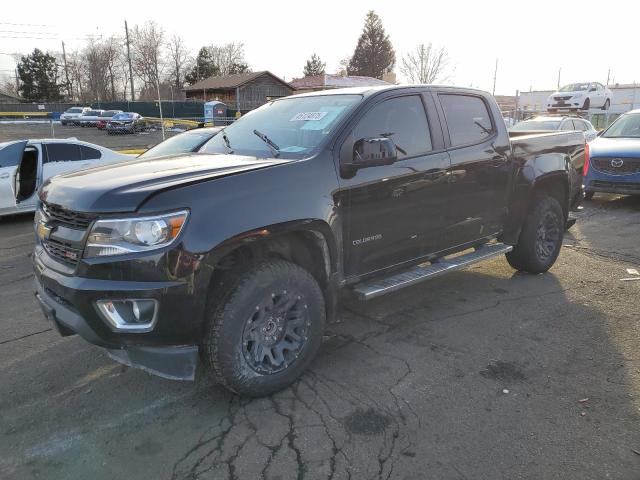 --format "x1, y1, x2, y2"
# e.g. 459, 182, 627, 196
60, 107, 90, 126
547, 82, 612, 112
